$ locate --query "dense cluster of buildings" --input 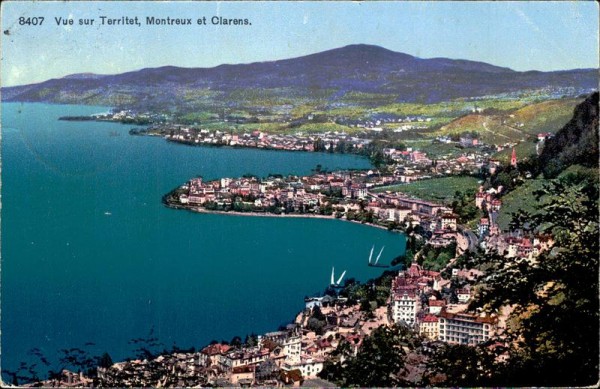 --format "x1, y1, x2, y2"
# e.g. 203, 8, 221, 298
473, 185, 555, 262
388, 263, 496, 346
136, 126, 373, 154
171, 172, 467, 236
26, 122, 558, 387
41, 301, 391, 387
128, 119, 512, 183
43, 259, 501, 387
483, 231, 554, 263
